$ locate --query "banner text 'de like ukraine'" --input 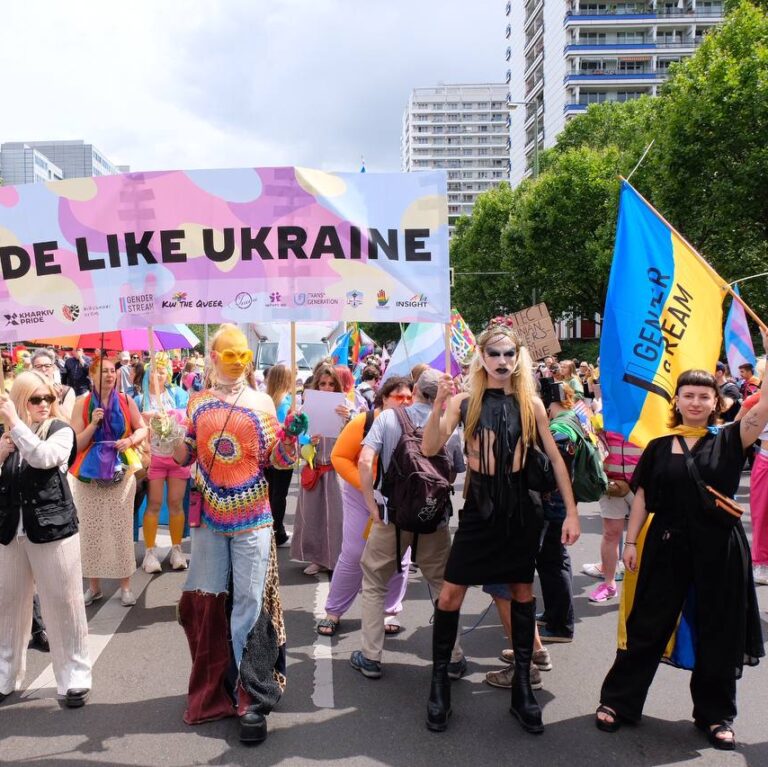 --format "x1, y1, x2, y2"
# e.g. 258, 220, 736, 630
601, 182, 727, 448
0, 167, 450, 340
